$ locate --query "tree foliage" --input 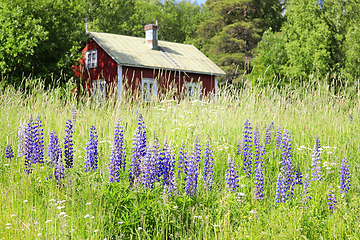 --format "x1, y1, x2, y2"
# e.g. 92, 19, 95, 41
251, 0, 360, 86
0, 0, 87, 87
88, 0, 209, 43
195, 0, 285, 86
